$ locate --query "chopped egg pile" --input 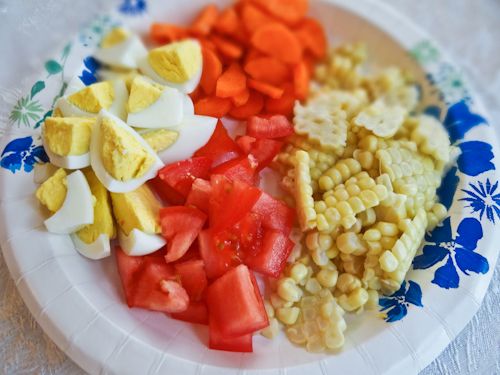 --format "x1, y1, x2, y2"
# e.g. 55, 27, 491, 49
267, 43, 453, 351
36, 28, 216, 260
